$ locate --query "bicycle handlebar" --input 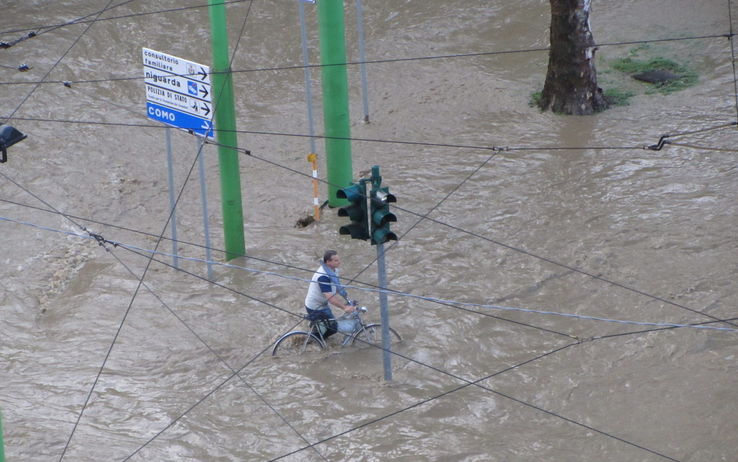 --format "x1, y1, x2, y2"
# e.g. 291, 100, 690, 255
339, 306, 367, 320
